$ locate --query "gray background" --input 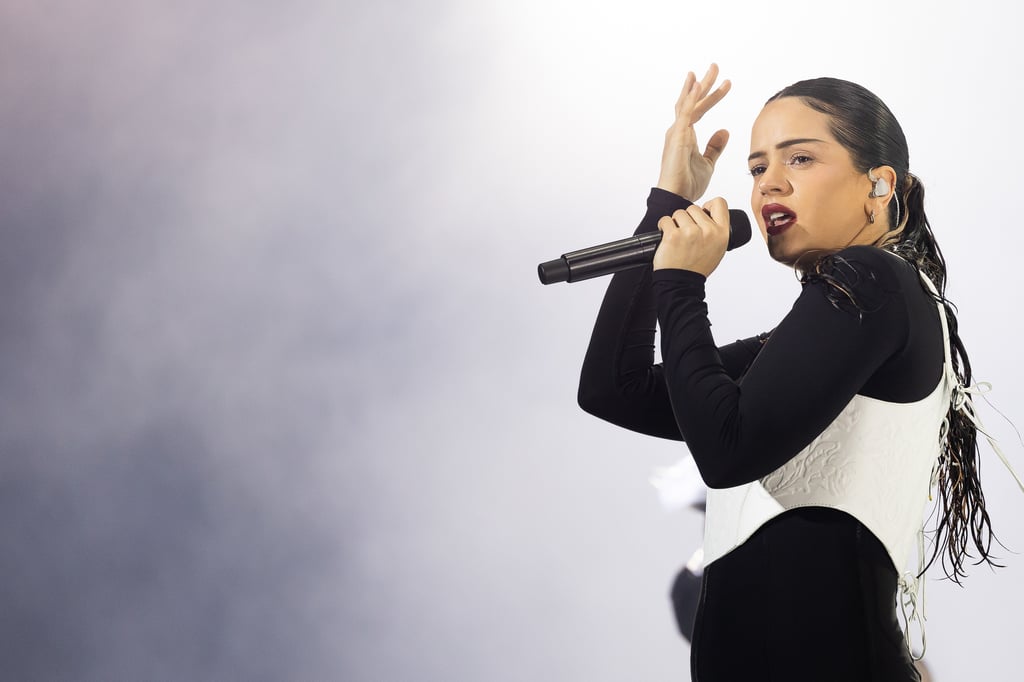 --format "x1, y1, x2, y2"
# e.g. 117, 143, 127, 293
1, 0, 1022, 679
